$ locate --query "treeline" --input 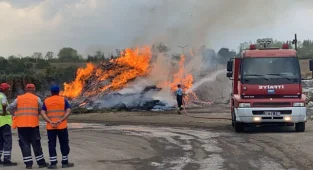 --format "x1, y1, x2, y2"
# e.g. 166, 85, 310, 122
0, 45, 167, 98
0, 47, 112, 98
2, 39, 313, 98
